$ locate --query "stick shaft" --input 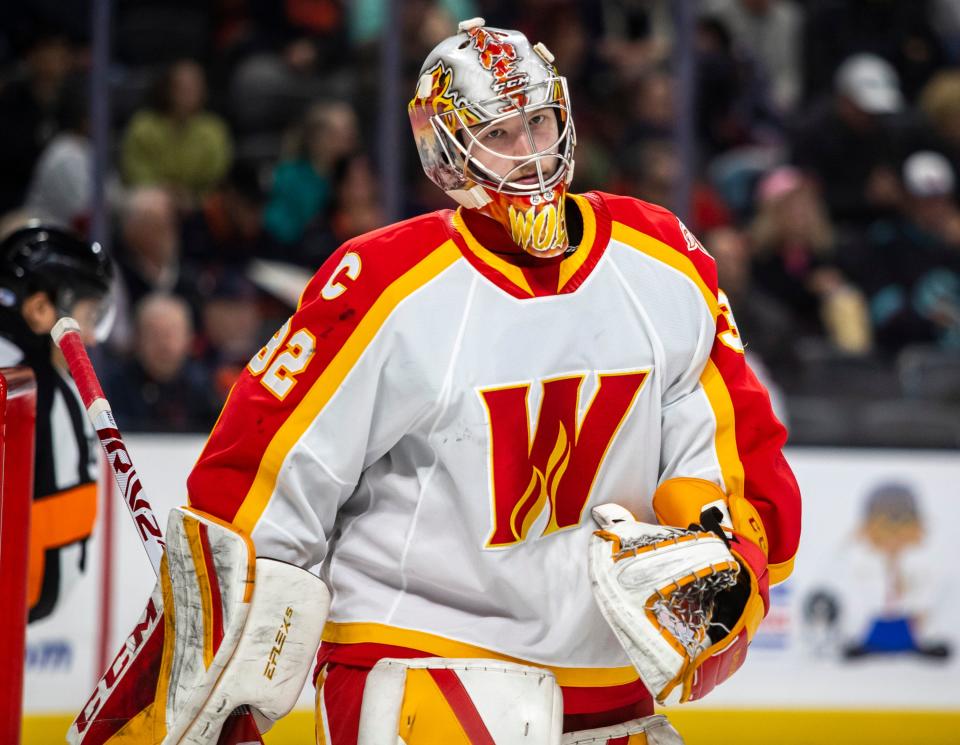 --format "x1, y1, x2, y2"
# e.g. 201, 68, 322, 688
52, 318, 263, 745
52, 317, 165, 574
